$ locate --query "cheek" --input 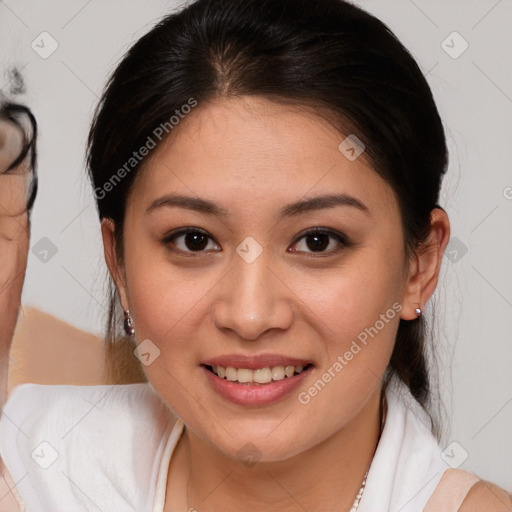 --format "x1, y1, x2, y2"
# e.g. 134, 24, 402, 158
128, 268, 205, 339
295, 255, 405, 434
292, 276, 401, 403
289, 247, 404, 432
123, 243, 216, 366
300, 242, 405, 345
